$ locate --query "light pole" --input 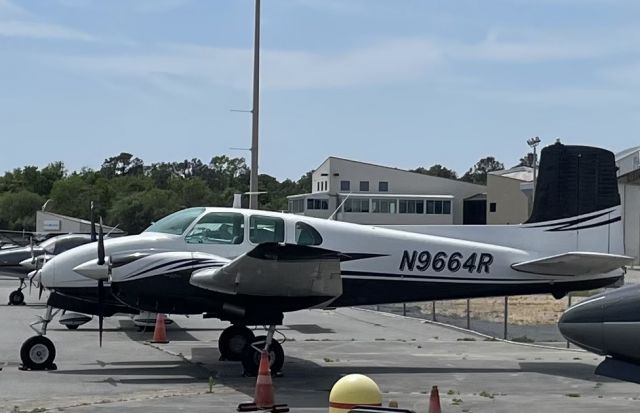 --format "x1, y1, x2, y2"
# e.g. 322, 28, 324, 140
527, 136, 541, 198
249, 0, 261, 210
